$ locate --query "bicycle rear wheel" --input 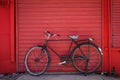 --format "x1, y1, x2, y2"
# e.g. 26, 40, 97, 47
24, 46, 50, 76
72, 42, 102, 74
